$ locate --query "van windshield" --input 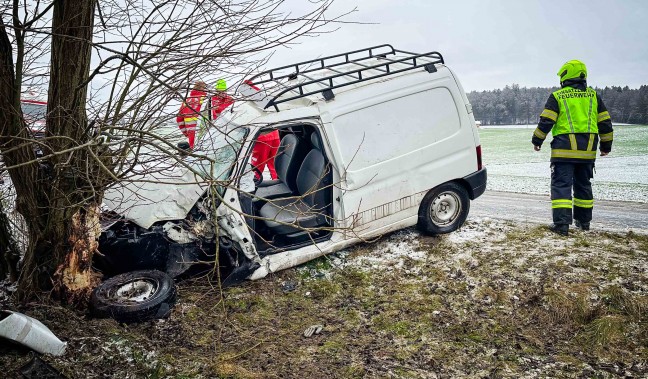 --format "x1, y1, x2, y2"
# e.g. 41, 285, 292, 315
191, 125, 248, 182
